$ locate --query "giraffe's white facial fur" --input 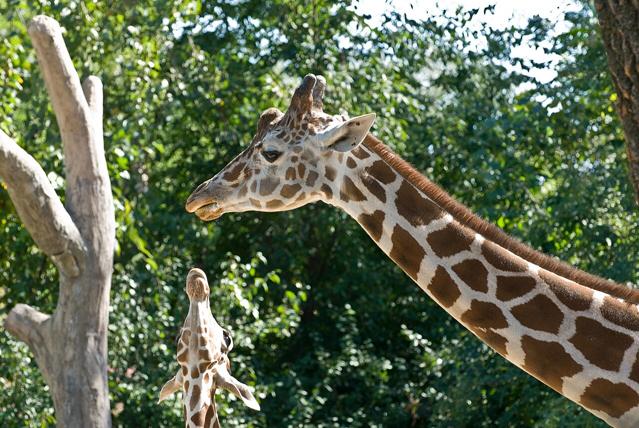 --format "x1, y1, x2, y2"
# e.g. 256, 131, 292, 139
185, 75, 375, 221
